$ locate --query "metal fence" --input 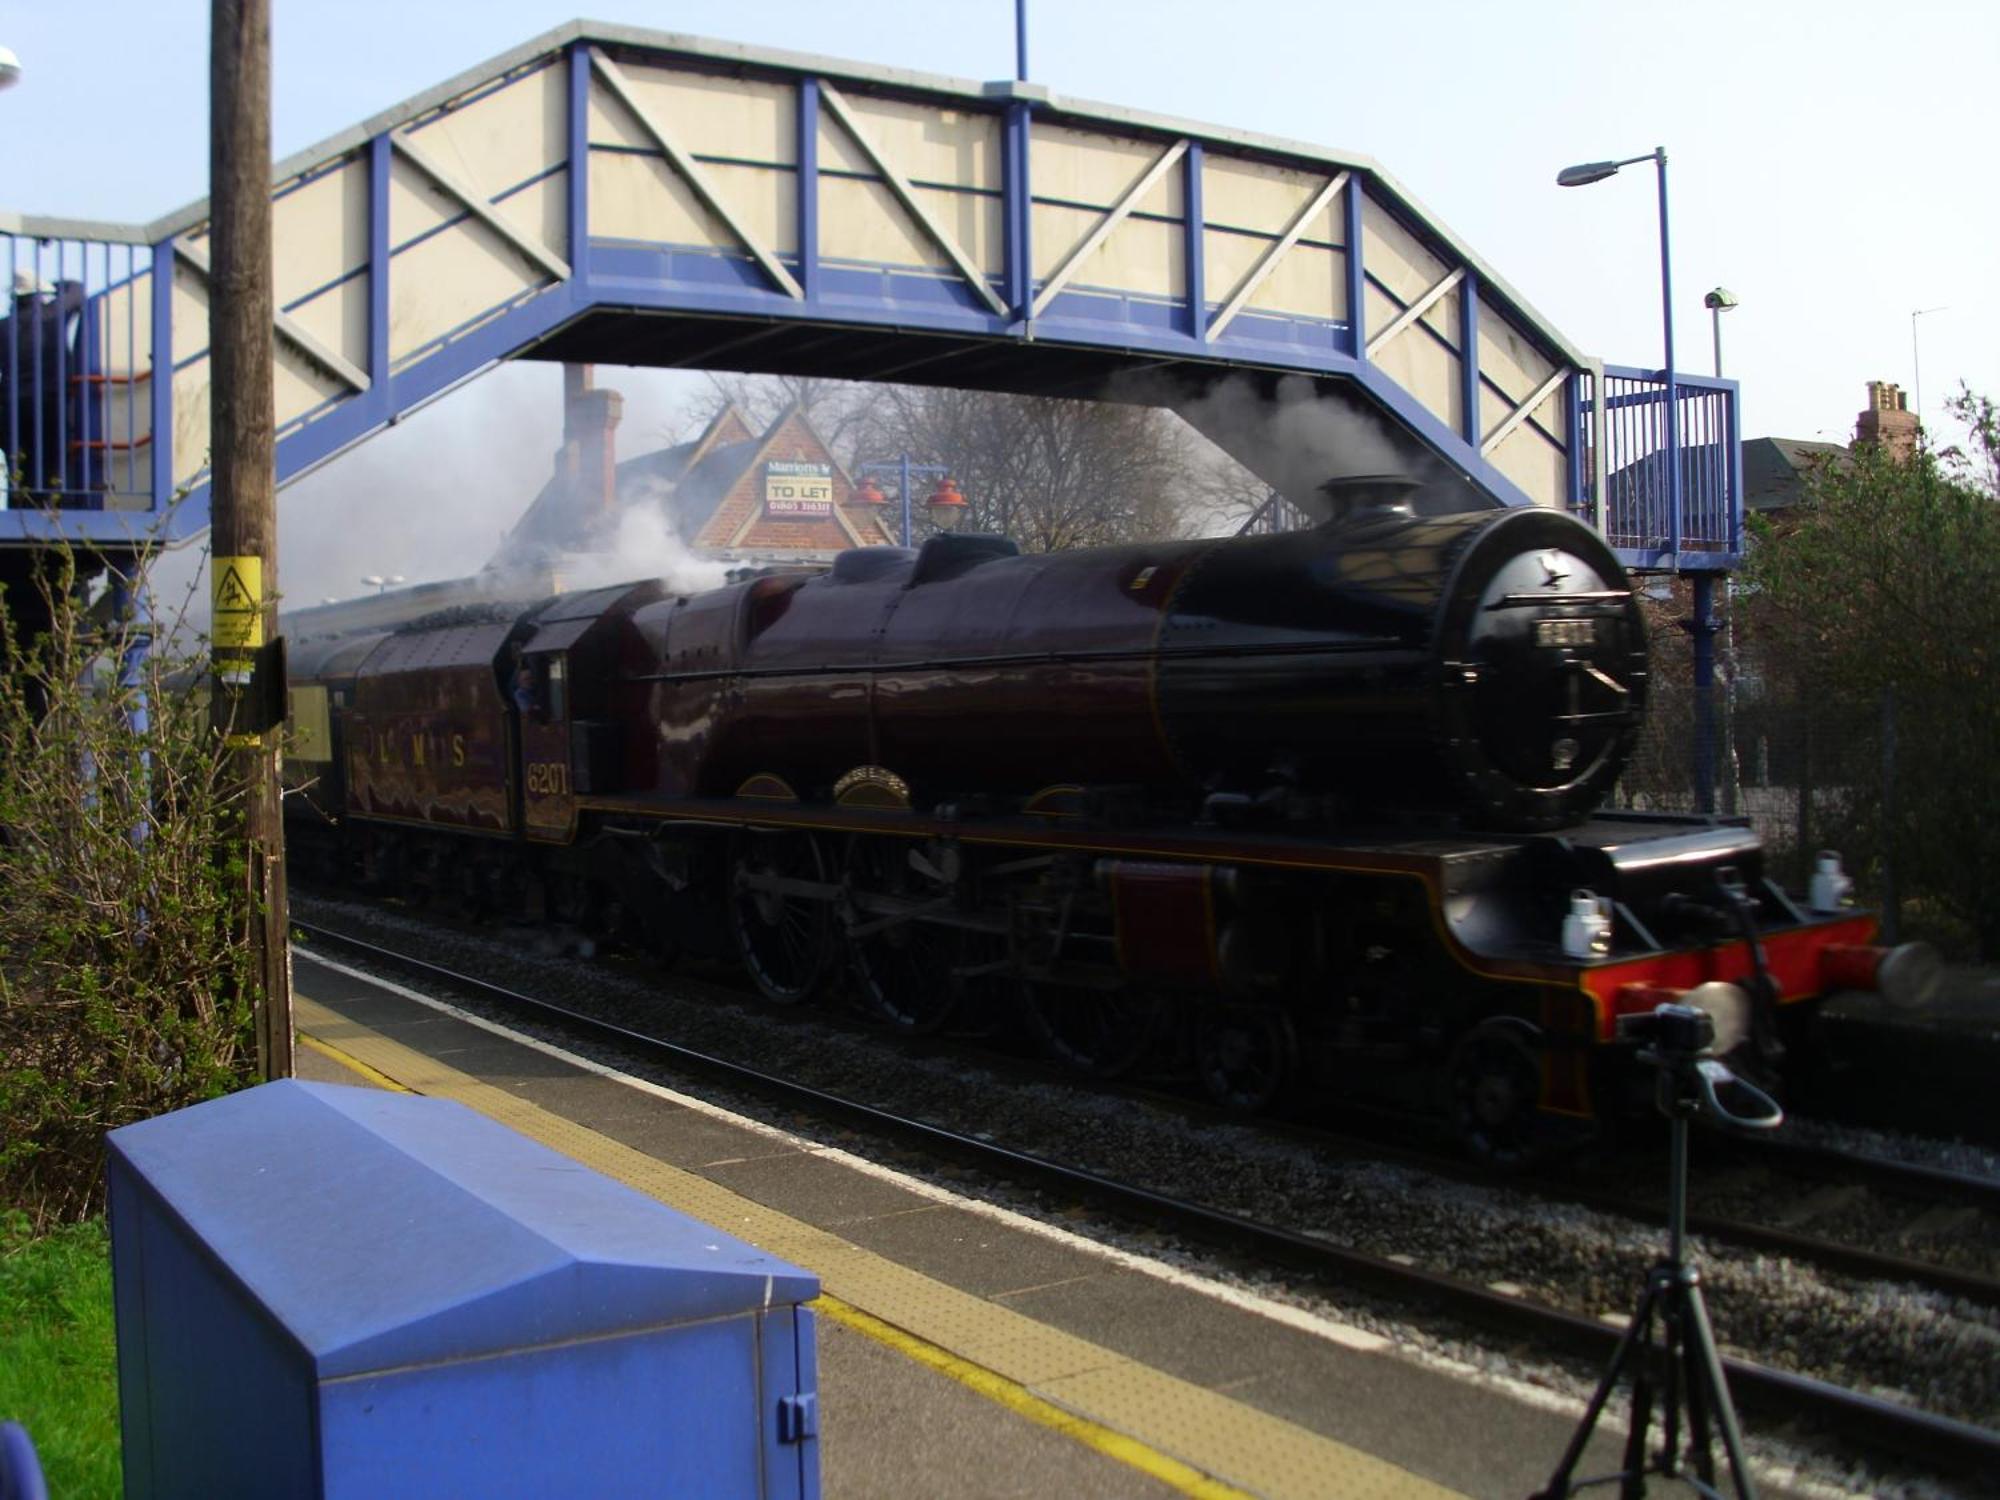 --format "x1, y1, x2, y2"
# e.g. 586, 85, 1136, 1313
1611, 682, 1917, 939
2, 230, 158, 513
1578, 366, 1740, 558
